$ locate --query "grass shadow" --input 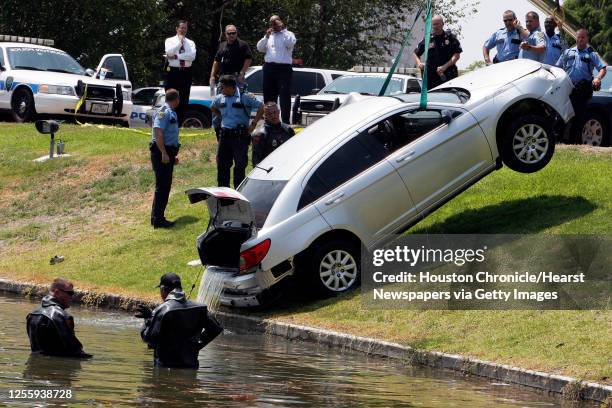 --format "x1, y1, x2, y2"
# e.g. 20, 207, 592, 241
173, 215, 199, 228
